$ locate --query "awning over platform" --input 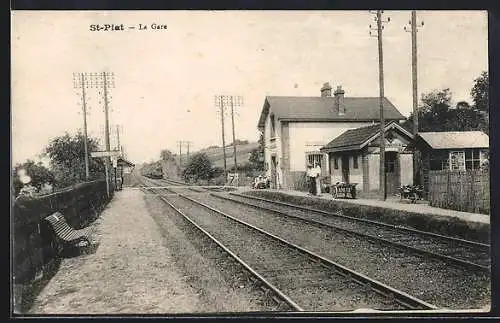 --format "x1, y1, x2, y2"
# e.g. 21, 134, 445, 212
117, 157, 135, 168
